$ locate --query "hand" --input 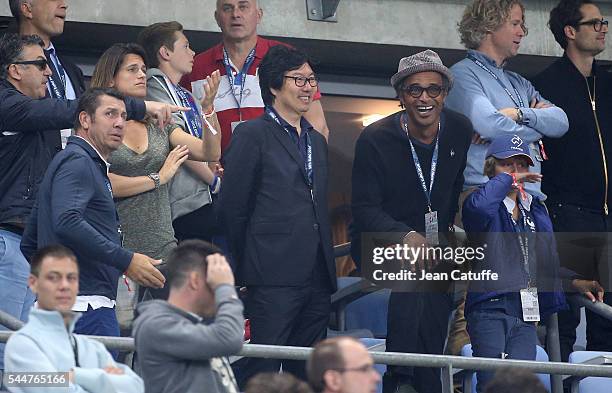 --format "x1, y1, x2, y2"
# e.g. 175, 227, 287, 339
200, 70, 221, 114
402, 232, 431, 272
206, 253, 235, 290
499, 107, 519, 121
144, 101, 190, 129
572, 279, 604, 302
512, 172, 542, 184
159, 145, 190, 185
213, 163, 224, 179
471, 133, 488, 145
530, 97, 552, 109
103, 366, 125, 375
126, 253, 165, 288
